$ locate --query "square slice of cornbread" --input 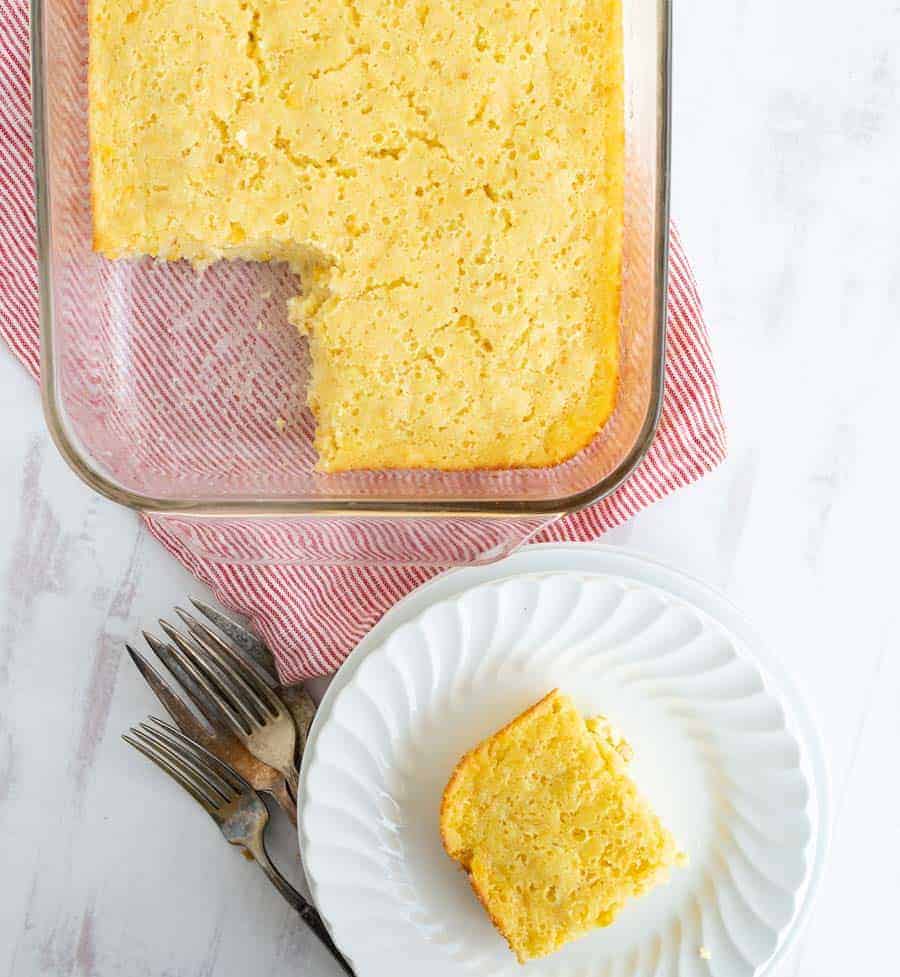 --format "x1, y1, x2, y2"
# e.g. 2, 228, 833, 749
440, 690, 682, 963
89, 0, 623, 472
